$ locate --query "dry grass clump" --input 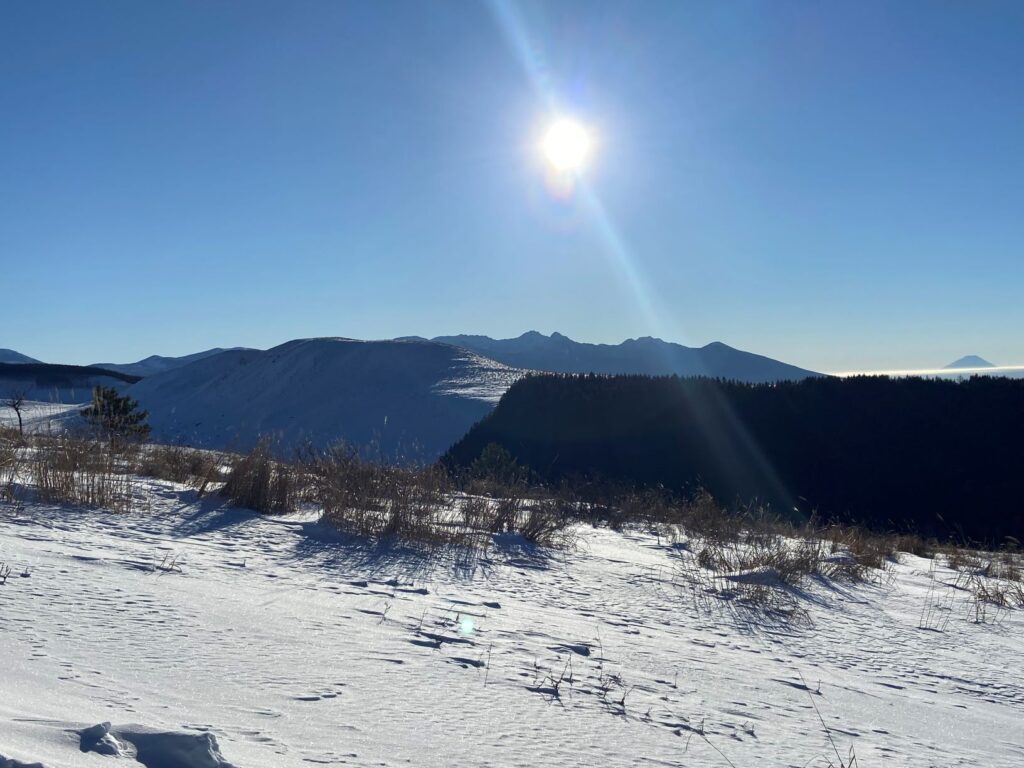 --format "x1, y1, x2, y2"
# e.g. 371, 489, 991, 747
303, 445, 573, 549
305, 444, 462, 544
136, 444, 222, 491
690, 534, 837, 589
818, 526, 903, 580
943, 546, 1022, 581
517, 498, 574, 547
917, 547, 1024, 628
0, 433, 21, 500
220, 439, 301, 515
30, 435, 136, 513
947, 567, 1024, 624
672, 500, 913, 622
